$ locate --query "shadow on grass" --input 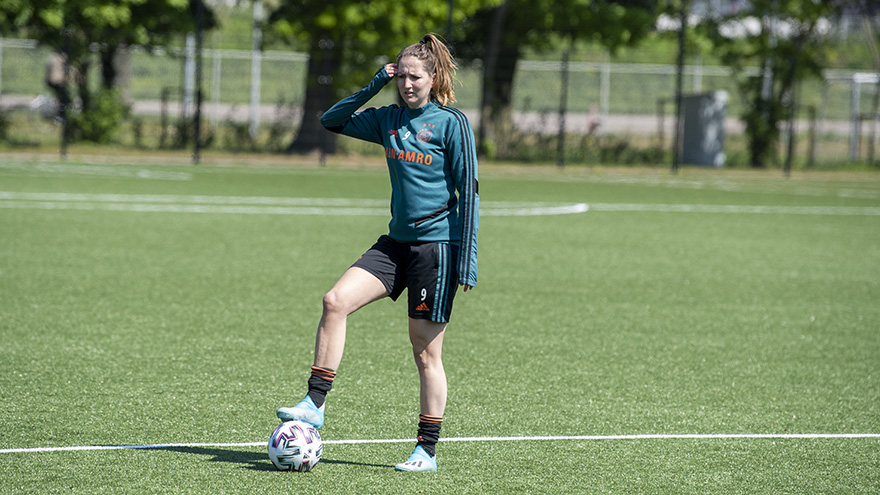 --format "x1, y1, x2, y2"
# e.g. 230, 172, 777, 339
156, 446, 393, 471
